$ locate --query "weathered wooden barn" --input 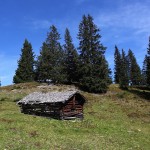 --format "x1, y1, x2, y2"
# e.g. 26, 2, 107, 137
17, 91, 86, 120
